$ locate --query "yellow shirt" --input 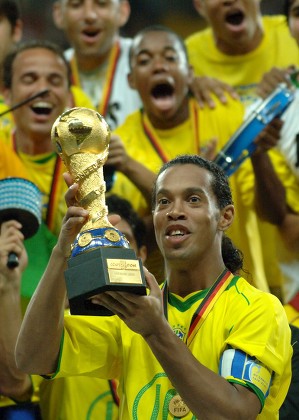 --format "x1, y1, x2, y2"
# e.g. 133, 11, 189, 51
111, 98, 270, 291
186, 16, 299, 107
